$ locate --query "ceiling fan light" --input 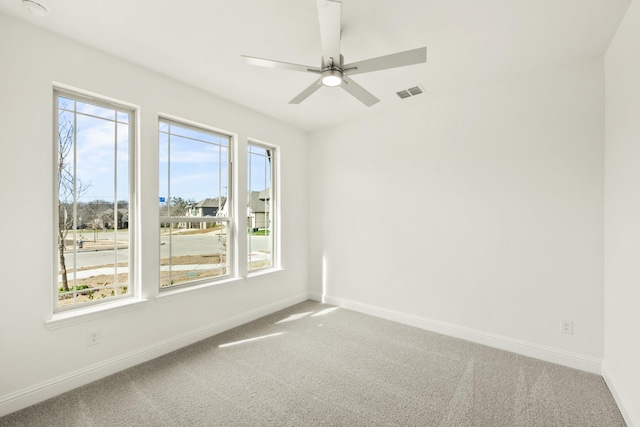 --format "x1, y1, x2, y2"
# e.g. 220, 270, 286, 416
321, 69, 343, 87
